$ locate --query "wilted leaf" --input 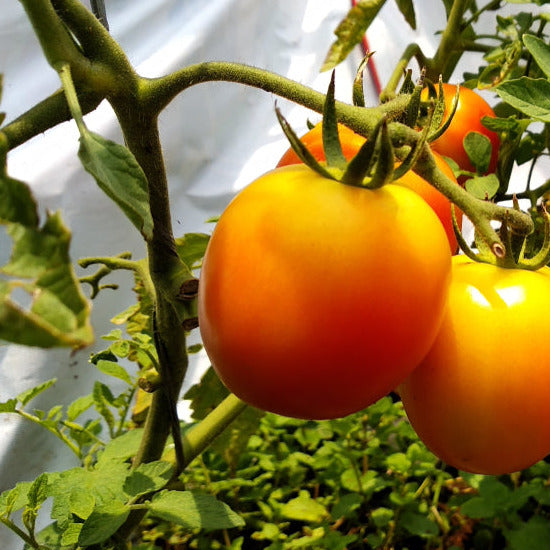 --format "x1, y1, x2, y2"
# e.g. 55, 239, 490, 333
0, 211, 93, 348
322, 0, 387, 71
0, 172, 39, 227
